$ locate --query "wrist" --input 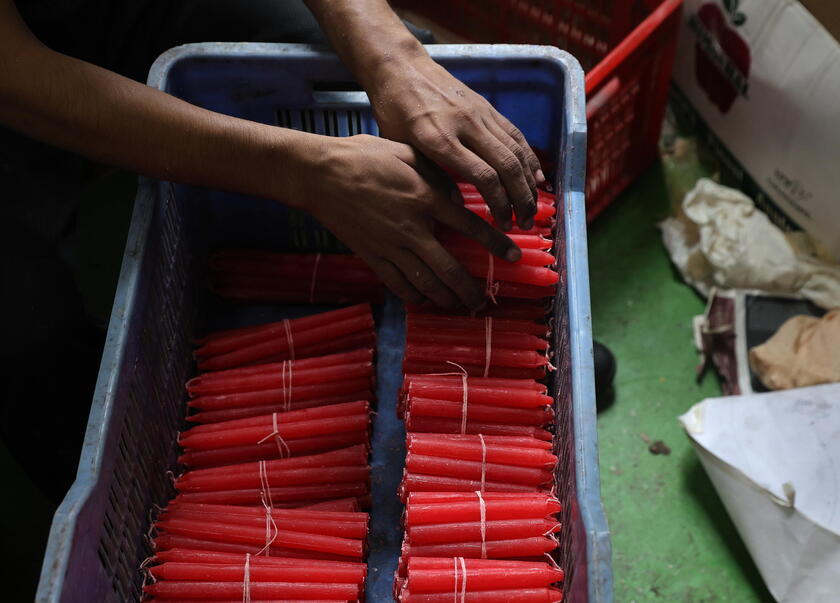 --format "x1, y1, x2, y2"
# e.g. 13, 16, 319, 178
251, 126, 326, 210
356, 33, 429, 92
